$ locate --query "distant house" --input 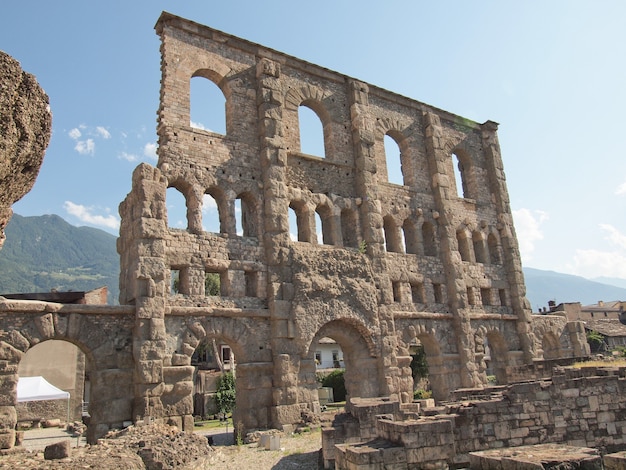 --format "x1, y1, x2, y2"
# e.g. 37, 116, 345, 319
315, 337, 344, 370
583, 319, 626, 351
540, 300, 626, 321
